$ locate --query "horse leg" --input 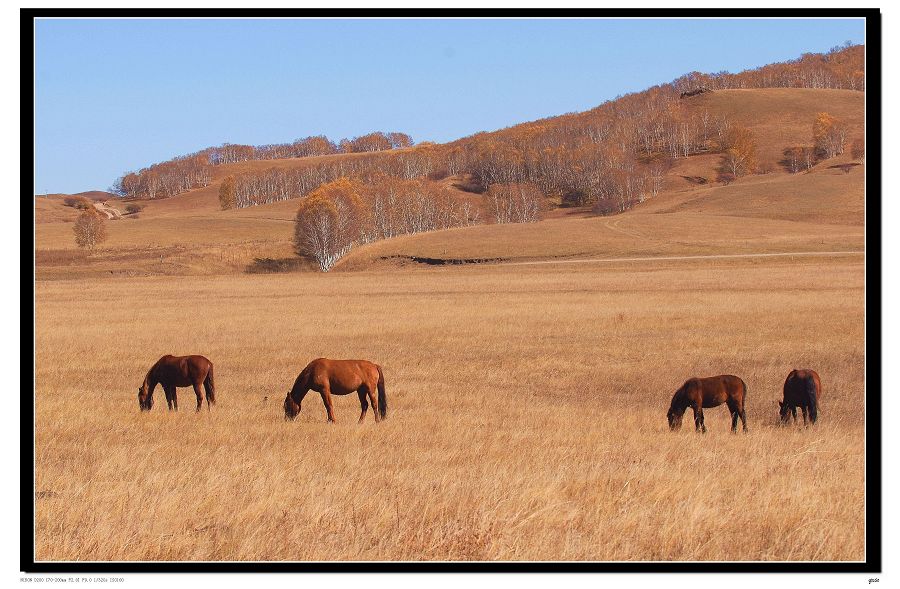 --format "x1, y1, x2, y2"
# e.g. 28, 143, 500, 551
357, 390, 369, 424
801, 406, 808, 426
693, 405, 706, 433
790, 407, 797, 424
320, 385, 336, 423
164, 384, 176, 411
740, 406, 748, 433
366, 381, 380, 423
192, 382, 204, 412
727, 400, 738, 433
